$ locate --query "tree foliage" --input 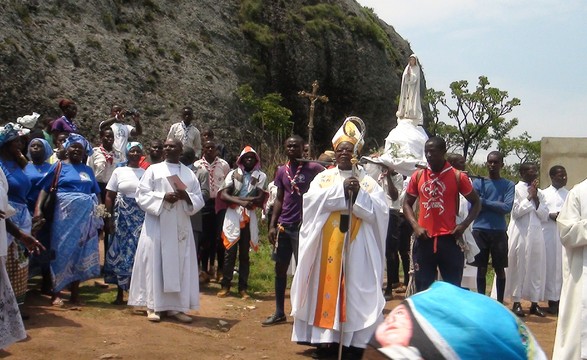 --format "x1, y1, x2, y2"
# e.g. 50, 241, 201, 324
426, 76, 521, 161
236, 84, 293, 164
237, 84, 293, 136
498, 131, 541, 169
